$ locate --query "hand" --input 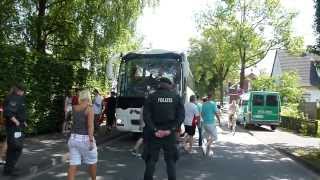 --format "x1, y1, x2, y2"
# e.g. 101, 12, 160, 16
24, 122, 28, 127
15, 120, 20, 127
89, 141, 94, 151
155, 130, 171, 138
